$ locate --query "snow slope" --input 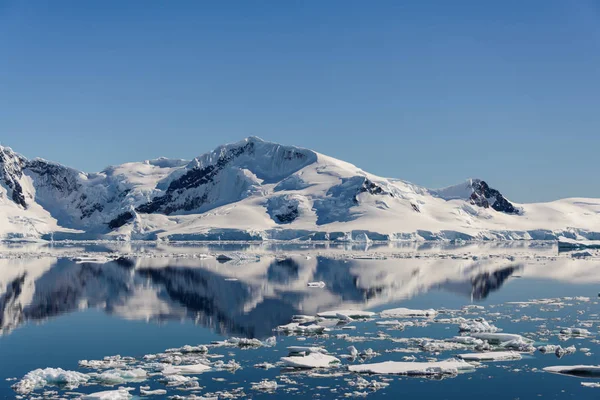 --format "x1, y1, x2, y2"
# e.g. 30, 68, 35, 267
0, 137, 599, 242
